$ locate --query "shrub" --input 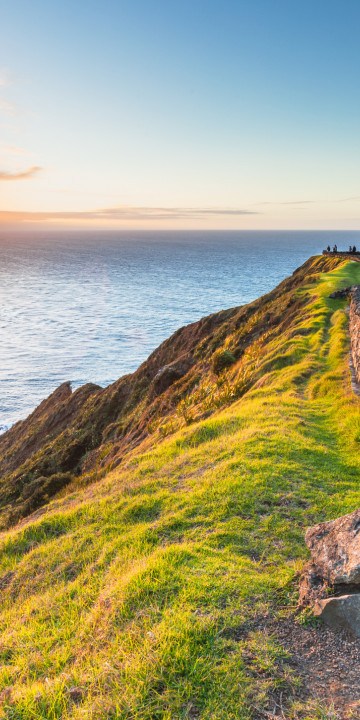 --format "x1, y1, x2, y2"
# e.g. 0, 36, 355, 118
211, 349, 237, 375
